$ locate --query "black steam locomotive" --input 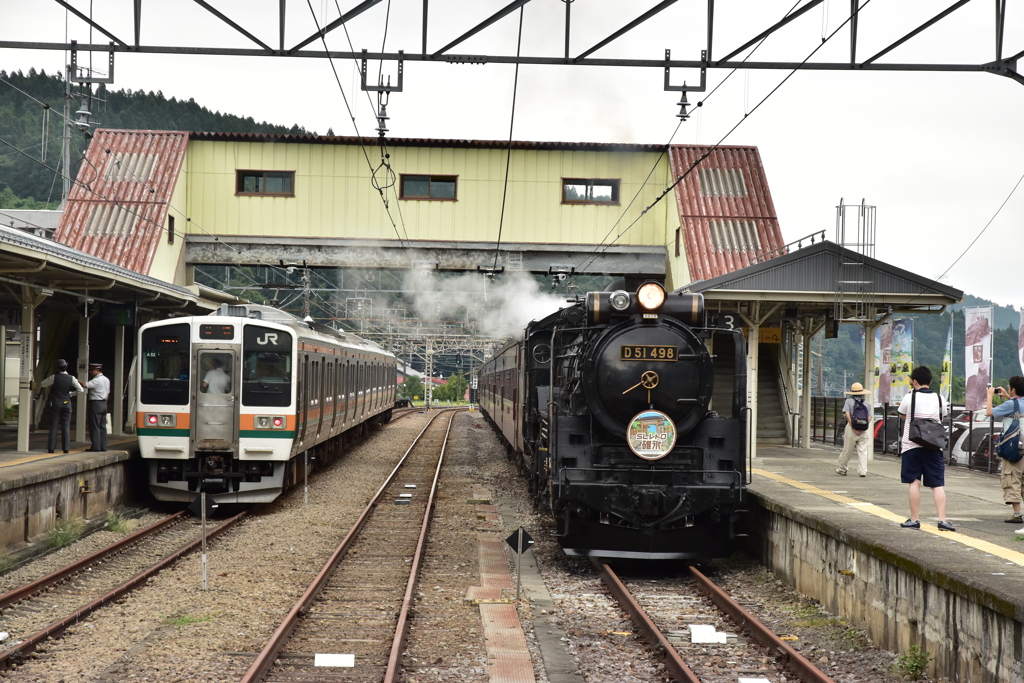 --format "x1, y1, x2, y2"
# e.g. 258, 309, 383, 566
478, 281, 747, 559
